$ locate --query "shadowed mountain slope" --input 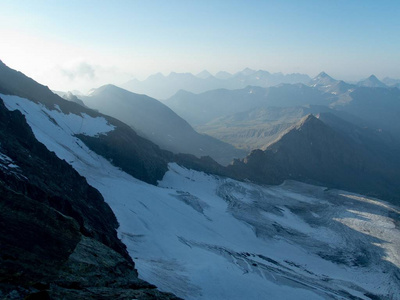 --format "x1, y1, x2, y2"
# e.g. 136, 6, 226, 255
196, 105, 339, 151
228, 114, 400, 203
81, 85, 246, 165
332, 86, 400, 137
